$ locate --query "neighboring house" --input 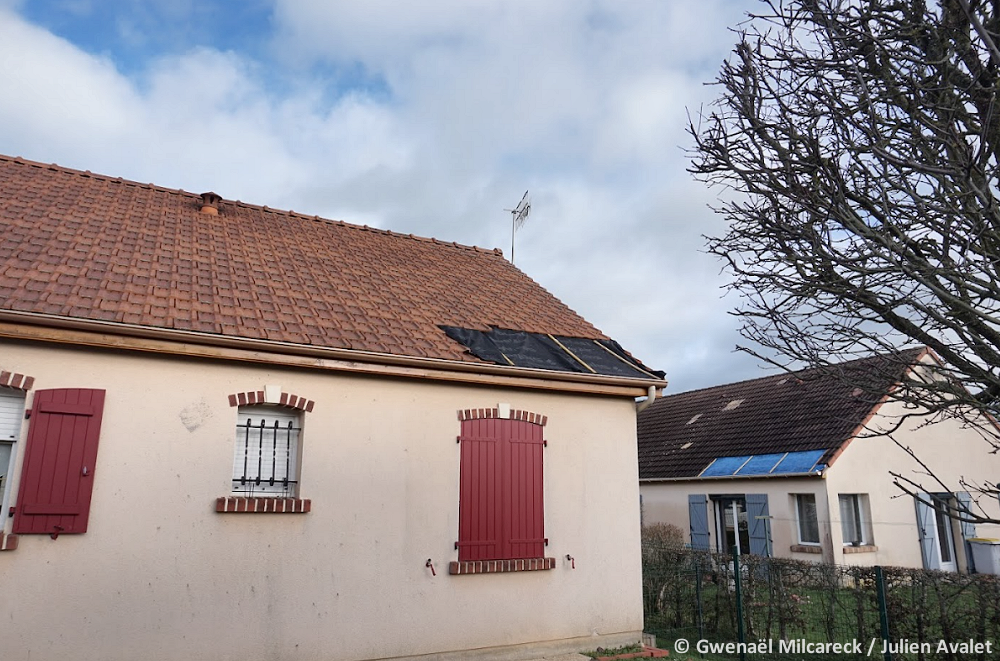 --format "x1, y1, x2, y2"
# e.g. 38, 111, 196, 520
638, 349, 1000, 572
0, 155, 665, 661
